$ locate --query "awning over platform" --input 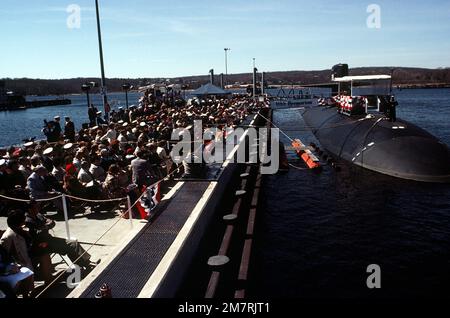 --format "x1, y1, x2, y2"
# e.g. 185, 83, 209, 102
191, 83, 229, 96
